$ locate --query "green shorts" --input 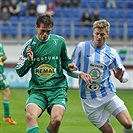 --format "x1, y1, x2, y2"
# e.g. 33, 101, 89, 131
26, 88, 68, 115
0, 74, 9, 90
